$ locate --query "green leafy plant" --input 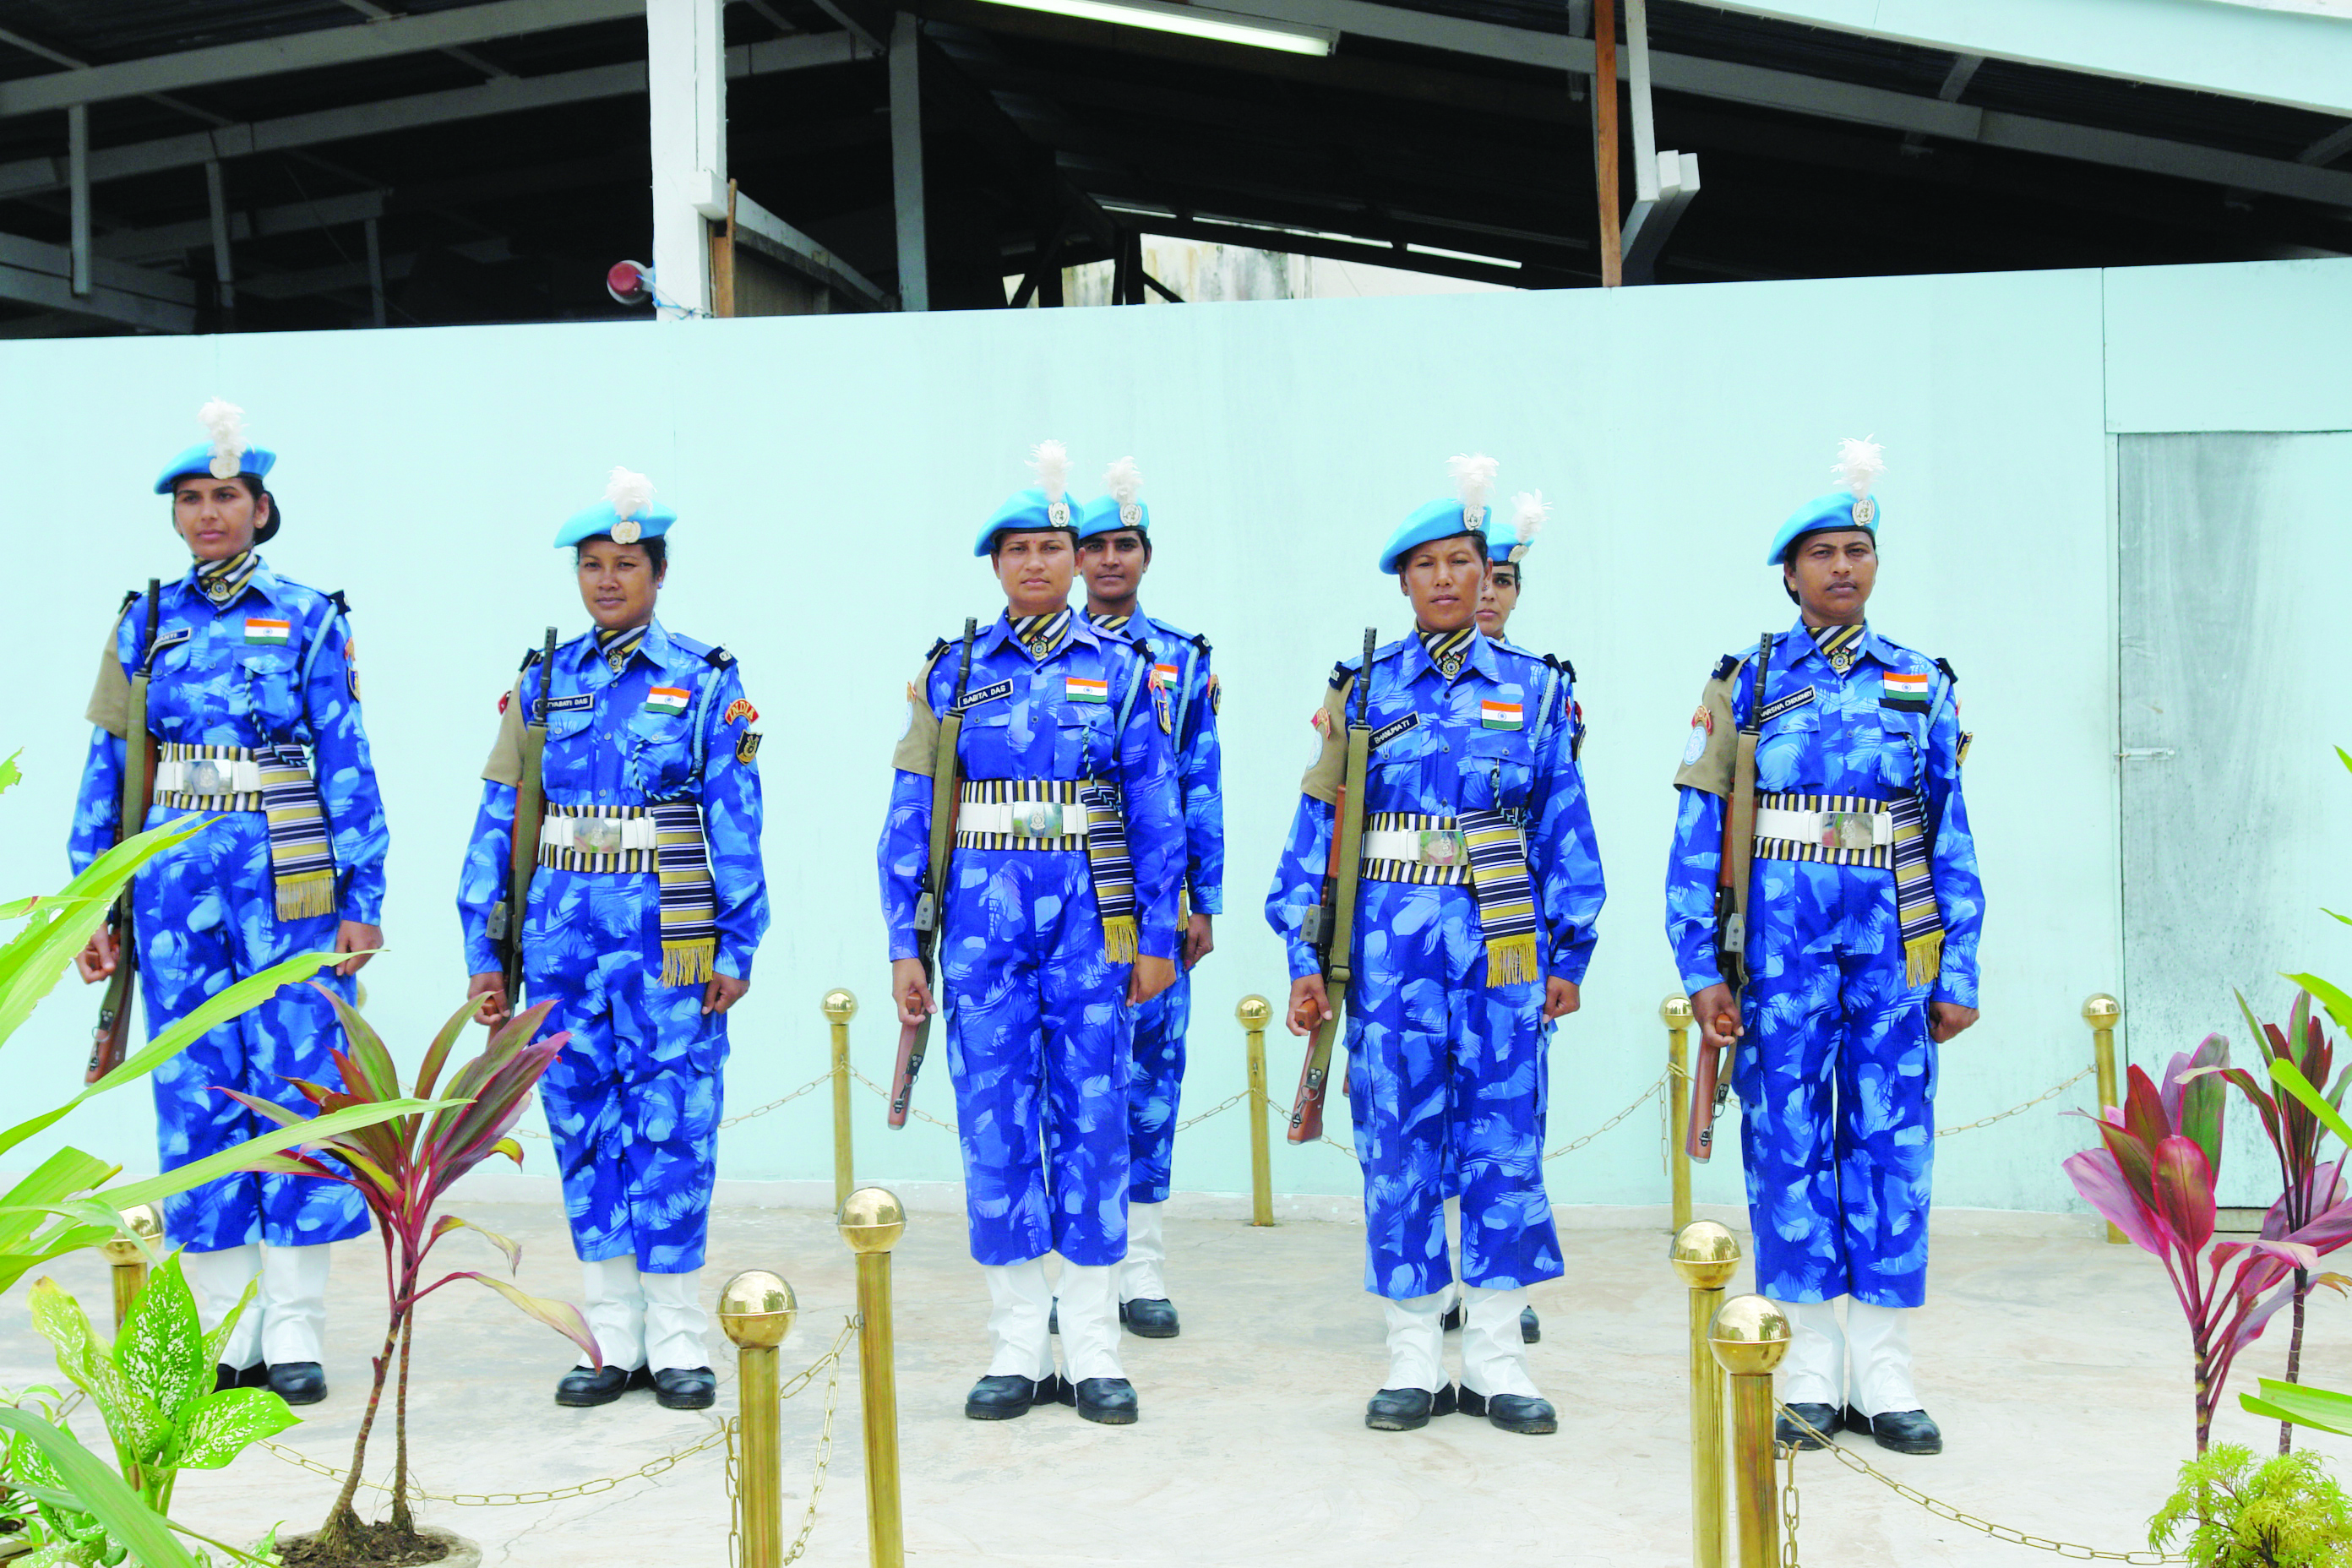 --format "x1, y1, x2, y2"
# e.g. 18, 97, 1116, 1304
2150, 1444, 2352, 1566
229, 991, 594, 1560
